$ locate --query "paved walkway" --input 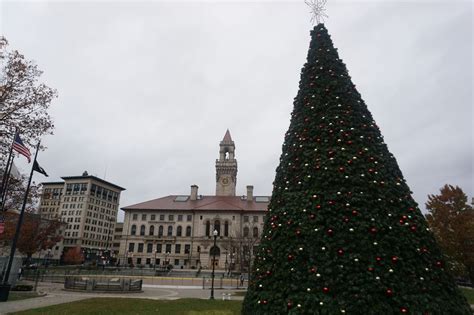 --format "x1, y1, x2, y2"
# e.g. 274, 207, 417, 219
0, 282, 244, 314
